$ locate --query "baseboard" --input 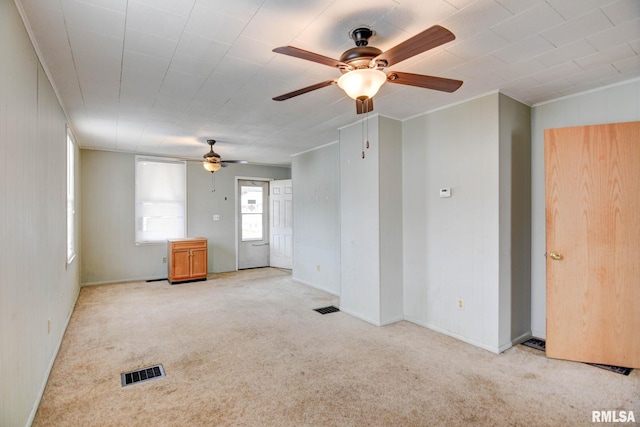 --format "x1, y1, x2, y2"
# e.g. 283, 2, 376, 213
338, 306, 383, 327
82, 276, 167, 286
496, 331, 533, 353
336, 309, 404, 327
291, 277, 340, 296
379, 315, 405, 326
26, 285, 80, 427
511, 331, 533, 348
404, 316, 502, 354
531, 329, 546, 340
